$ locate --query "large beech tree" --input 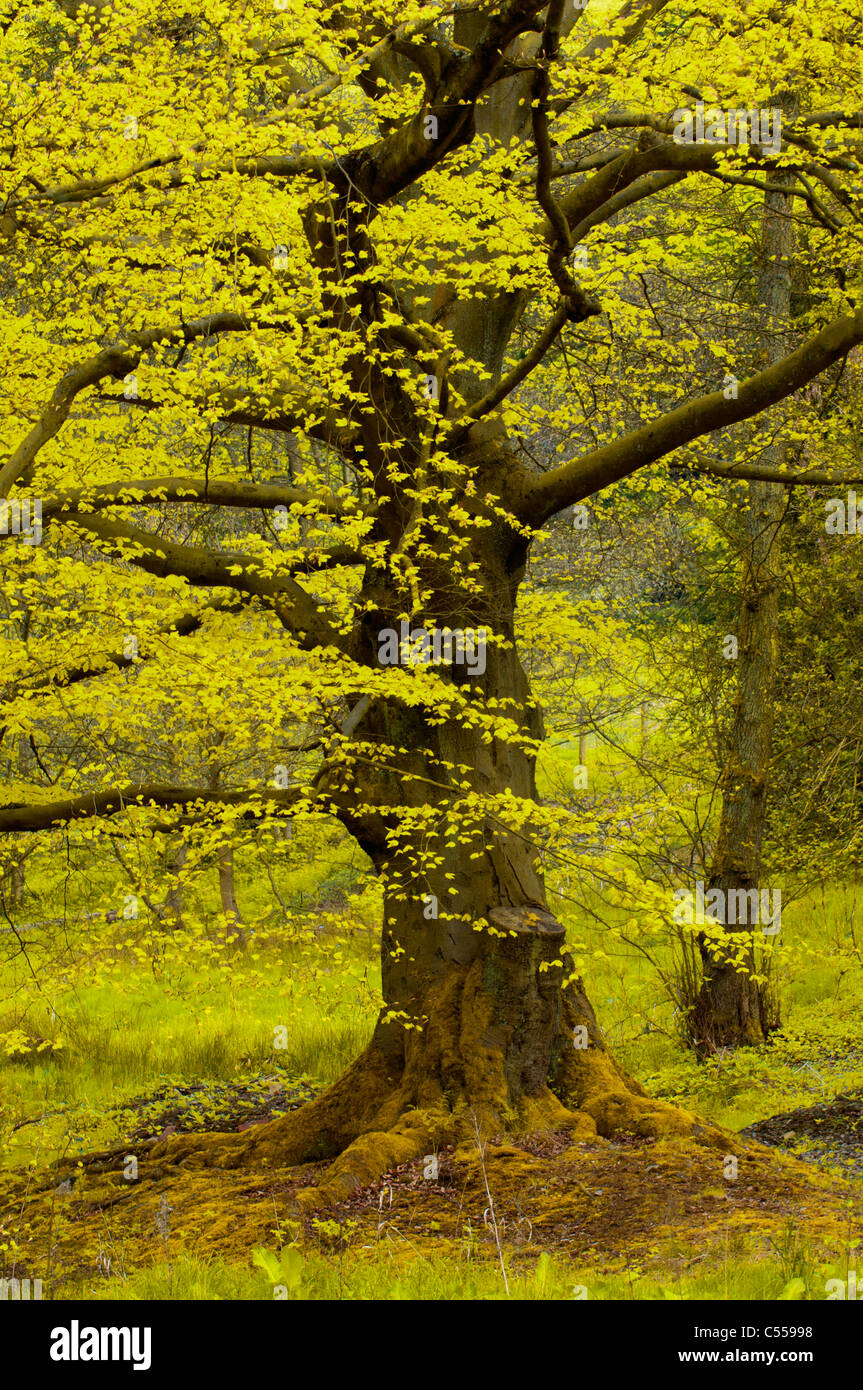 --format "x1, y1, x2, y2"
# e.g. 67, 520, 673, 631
2, 0, 863, 1205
